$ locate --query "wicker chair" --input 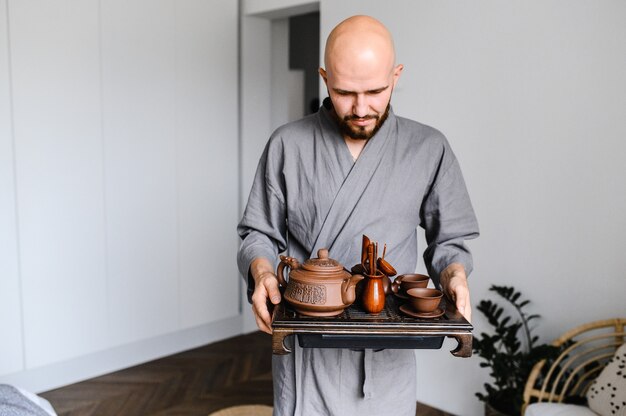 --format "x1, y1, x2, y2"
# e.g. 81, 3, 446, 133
522, 318, 626, 415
